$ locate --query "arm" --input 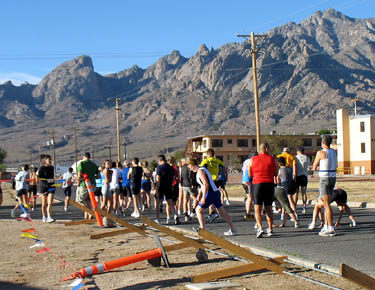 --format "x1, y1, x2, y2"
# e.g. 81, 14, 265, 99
127, 168, 132, 179
292, 159, 297, 179
312, 151, 325, 171
248, 158, 253, 178
335, 206, 344, 227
